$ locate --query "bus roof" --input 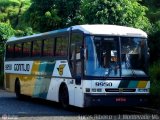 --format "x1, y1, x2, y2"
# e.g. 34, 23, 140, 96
73, 24, 147, 38
7, 24, 147, 42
